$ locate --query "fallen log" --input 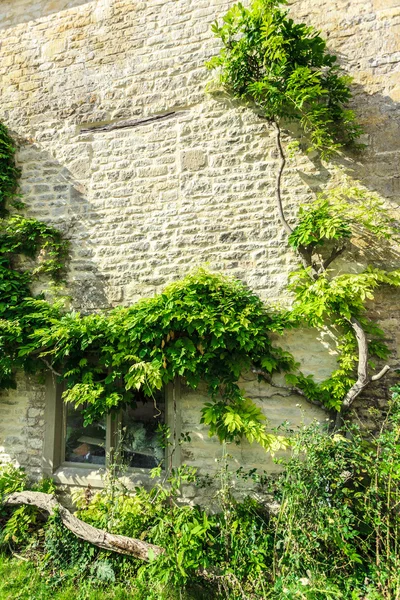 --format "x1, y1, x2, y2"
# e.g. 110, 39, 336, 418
4, 491, 164, 561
